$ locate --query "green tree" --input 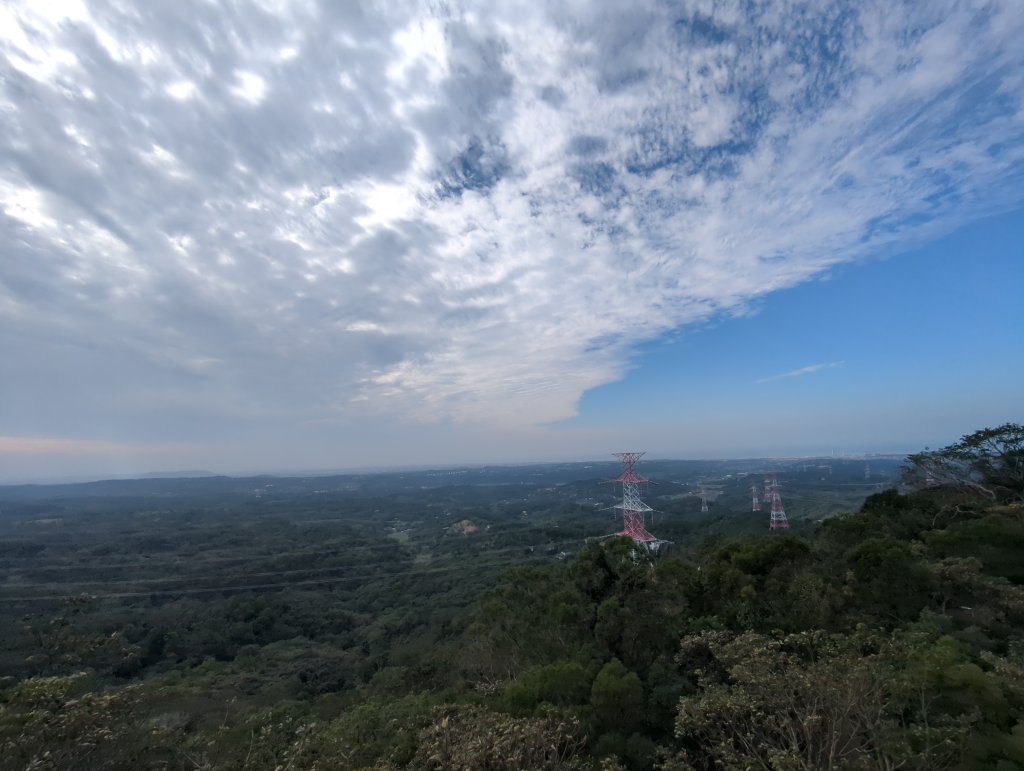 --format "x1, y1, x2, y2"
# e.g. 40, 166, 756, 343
0, 673, 159, 770
905, 423, 1024, 502
845, 537, 932, 623
409, 705, 589, 770
673, 630, 970, 771
506, 662, 592, 708
22, 595, 139, 677
591, 658, 643, 731
572, 538, 654, 603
